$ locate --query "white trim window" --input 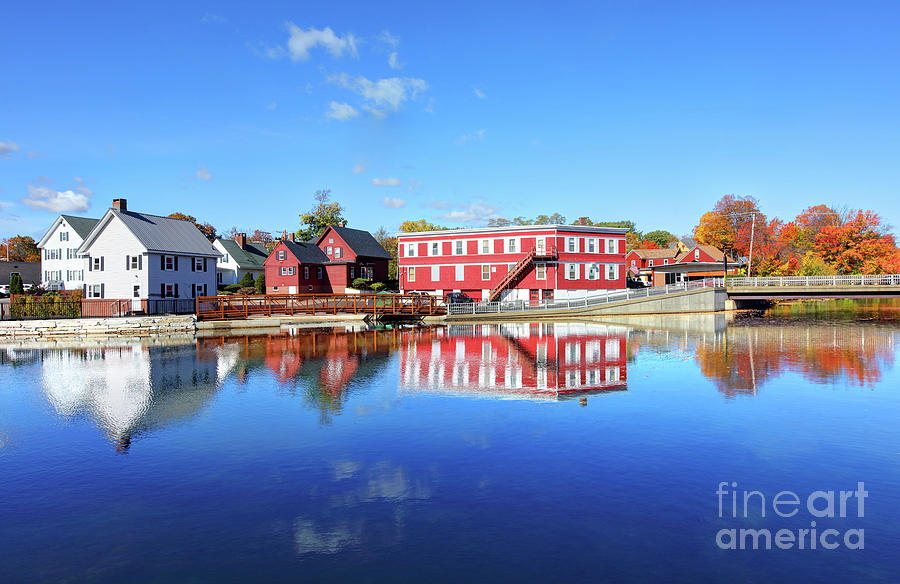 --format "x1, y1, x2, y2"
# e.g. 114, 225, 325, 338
567, 263, 578, 280
482, 265, 491, 280
664, 259, 669, 265
130, 256, 140, 269
326, 246, 333, 255
567, 237, 576, 252
280, 266, 295, 276
335, 247, 342, 259
431, 242, 440, 256
193, 257, 204, 271
60, 231, 69, 242
648, 260, 654, 267
607, 239, 618, 254
277, 250, 286, 260
163, 255, 175, 271
587, 238, 596, 253
454, 240, 464, 255
587, 263, 599, 280
431, 266, 440, 281
407, 243, 416, 257
92, 257, 104, 271
606, 264, 618, 280
507, 238, 518, 253
88, 284, 103, 298
455, 264, 464, 281
481, 239, 490, 254
535, 262, 546, 280
694, 249, 700, 260
408, 267, 416, 282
